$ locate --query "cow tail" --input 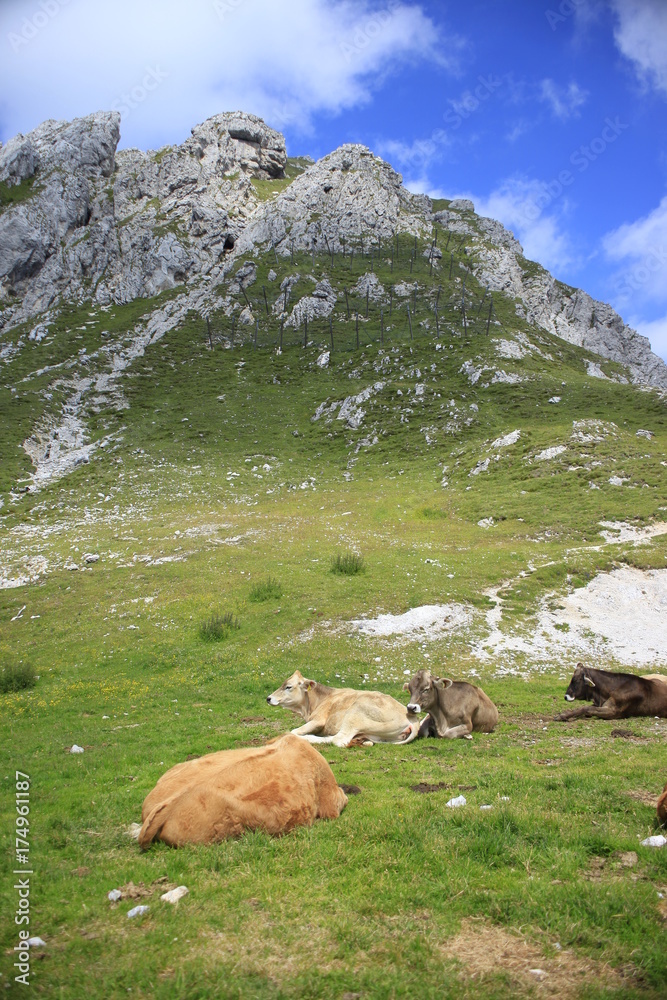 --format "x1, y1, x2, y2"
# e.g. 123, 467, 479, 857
138, 799, 173, 849
401, 720, 421, 744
